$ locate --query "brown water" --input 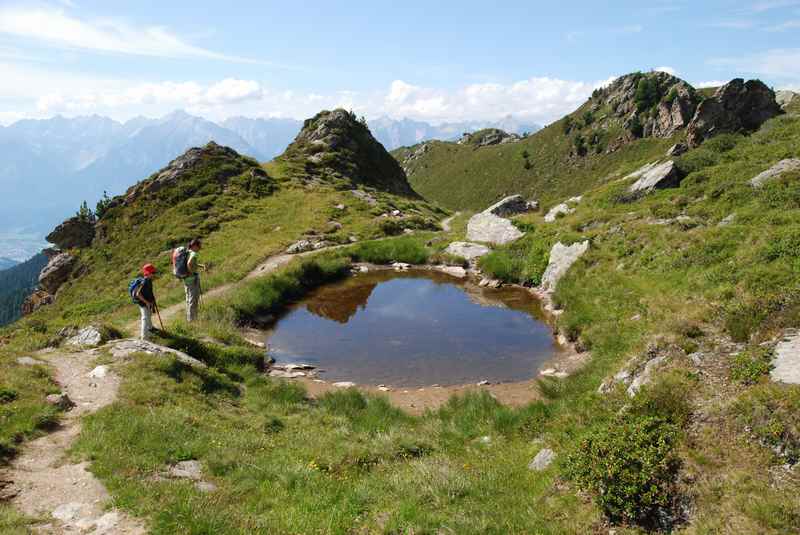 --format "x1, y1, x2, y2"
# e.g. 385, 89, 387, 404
266, 269, 560, 387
